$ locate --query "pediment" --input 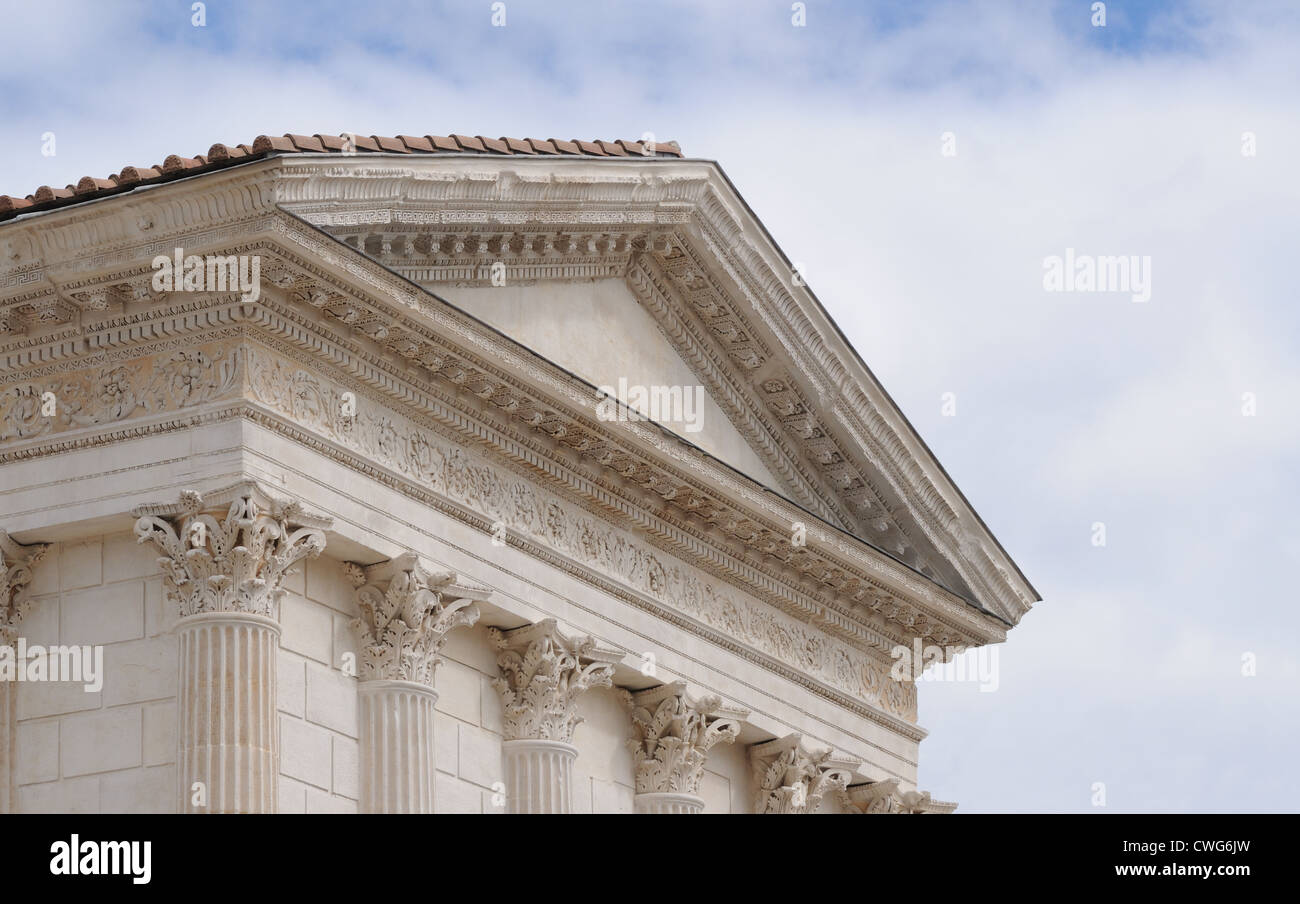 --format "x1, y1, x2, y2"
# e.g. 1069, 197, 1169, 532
0, 149, 1037, 627
432, 279, 783, 489
272, 155, 1038, 622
